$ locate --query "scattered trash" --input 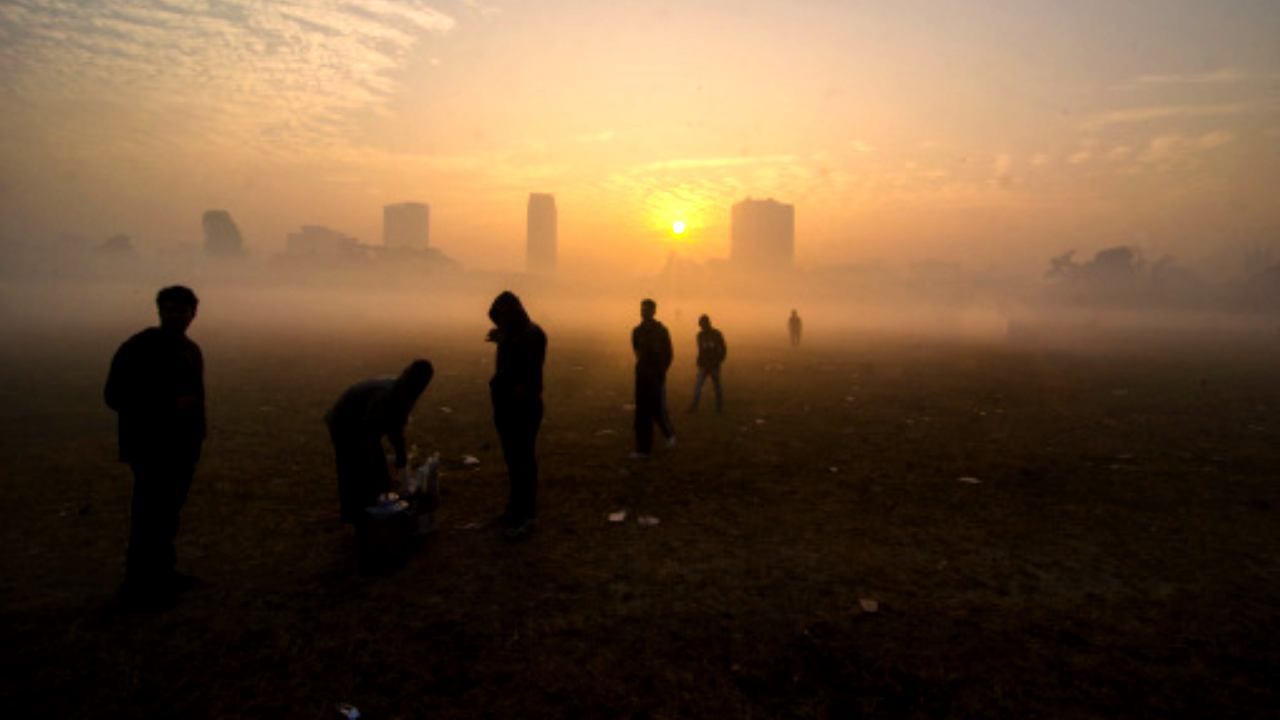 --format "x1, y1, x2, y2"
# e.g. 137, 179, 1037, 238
594, 429, 617, 436
828, 466, 840, 473
439, 406, 454, 414
608, 509, 628, 523
957, 476, 981, 484
336, 703, 361, 719
754, 418, 767, 425
622, 403, 636, 411
844, 396, 855, 402
462, 455, 480, 466
637, 515, 661, 527
858, 598, 879, 613
455, 522, 484, 530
